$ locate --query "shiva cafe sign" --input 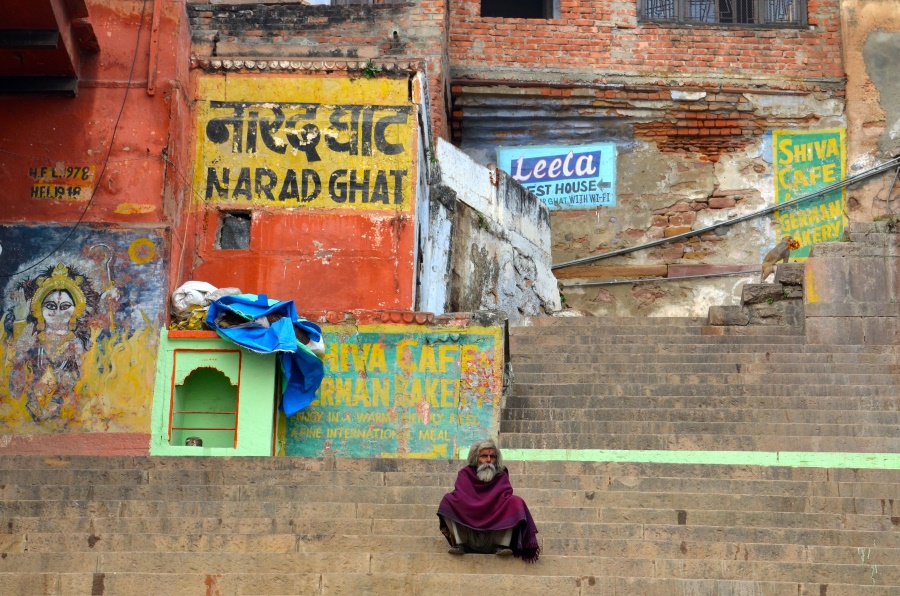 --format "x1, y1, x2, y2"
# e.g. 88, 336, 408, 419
496, 142, 616, 210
